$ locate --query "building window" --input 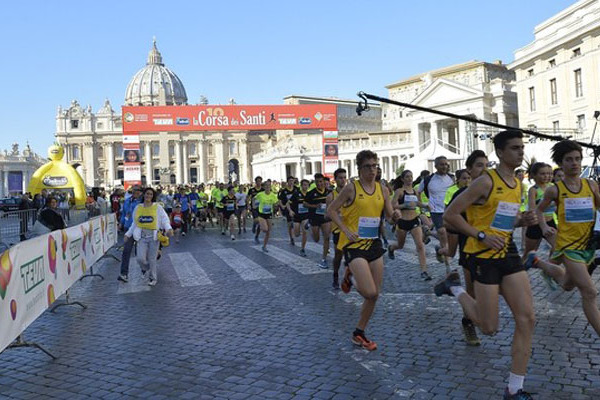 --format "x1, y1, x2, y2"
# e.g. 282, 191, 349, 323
139, 144, 145, 157
153, 168, 160, 183
577, 114, 586, 131
229, 141, 236, 156
72, 145, 80, 160
189, 143, 197, 156
98, 145, 104, 159
117, 169, 124, 181
552, 121, 560, 133
190, 167, 198, 183
572, 48, 581, 58
315, 161, 322, 174
305, 162, 313, 175
550, 79, 557, 105
70, 120, 79, 129
548, 59, 556, 68
96, 122, 103, 129
527, 68, 534, 77
170, 174, 176, 184
115, 144, 123, 158
528, 87, 536, 111
169, 144, 175, 158
208, 143, 214, 156
574, 69, 583, 98
153, 143, 159, 157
